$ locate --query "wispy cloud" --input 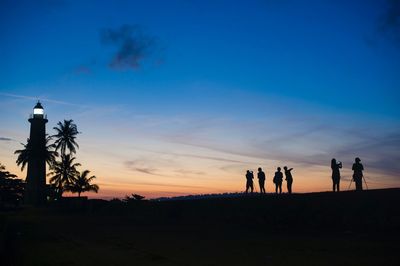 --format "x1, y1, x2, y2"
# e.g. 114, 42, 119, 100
100, 24, 160, 70
124, 160, 161, 176
334, 133, 400, 176
158, 117, 400, 179
128, 181, 208, 190
0, 137, 13, 141
138, 148, 251, 164
0, 92, 85, 107
174, 169, 206, 176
